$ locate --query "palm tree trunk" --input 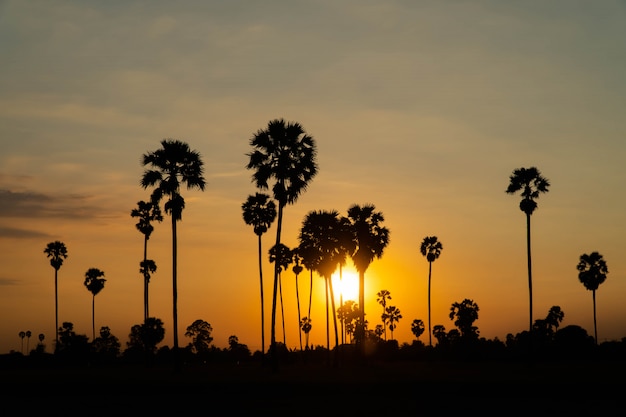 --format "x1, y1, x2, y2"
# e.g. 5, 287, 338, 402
526, 213, 533, 333
257, 234, 265, 356
172, 215, 179, 350
325, 277, 330, 350
328, 276, 339, 349
270, 203, 284, 369
143, 236, 149, 322
92, 295, 96, 342
295, 274, 303, 351
428, 261, 432, 347
358, 270, 365, 349
308, 269, 313, 319
592, 289, 598, 344
339, 265, 344, 345
279, 273, 286, 346
54, 269, 59, 349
